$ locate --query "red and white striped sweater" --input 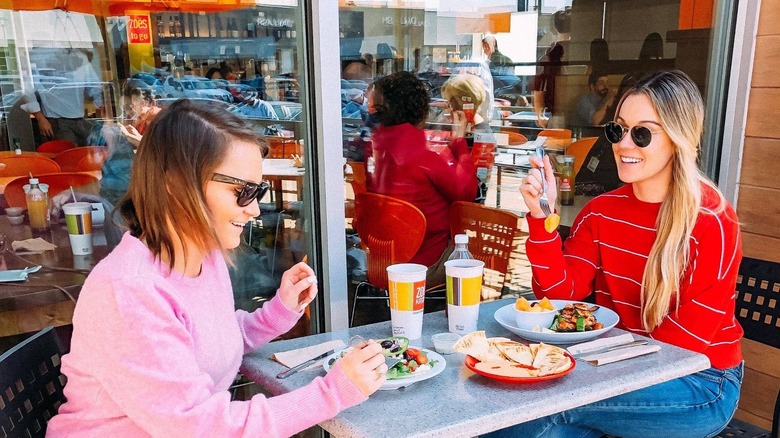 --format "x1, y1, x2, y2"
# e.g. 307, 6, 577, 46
527, 183, 743, 369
